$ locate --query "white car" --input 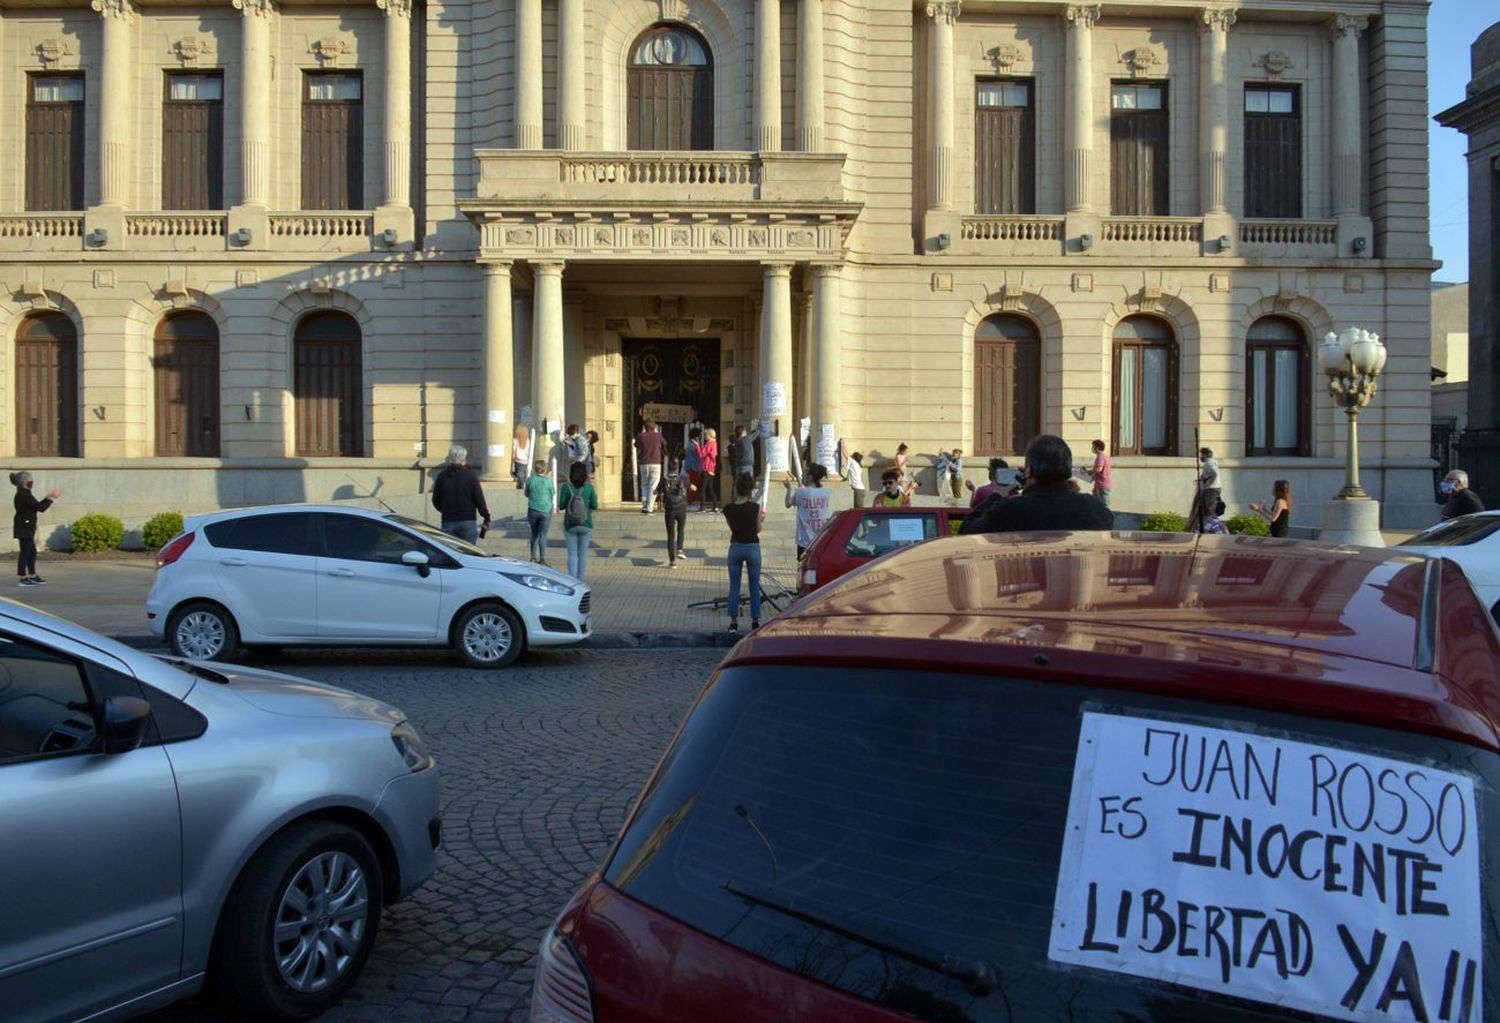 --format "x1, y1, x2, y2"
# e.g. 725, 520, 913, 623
1396, 510, 1500, 622
146, 505, 591, 667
